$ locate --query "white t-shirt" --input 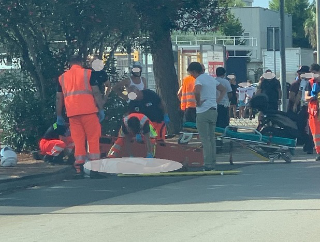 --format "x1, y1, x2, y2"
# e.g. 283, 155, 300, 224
237, 87, 246, 101
300, 79, 308, 102
195, 74, 220, 113
216, 77, 232, 107
245, 86, 256, 98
